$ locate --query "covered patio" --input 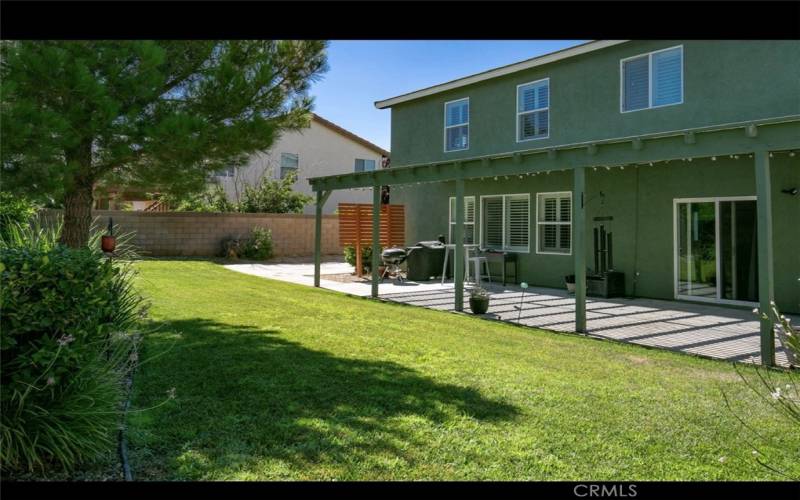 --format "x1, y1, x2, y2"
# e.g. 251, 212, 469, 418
308, 117, 800, 367
380, 282, 795, 368
227, 259, 795, 368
